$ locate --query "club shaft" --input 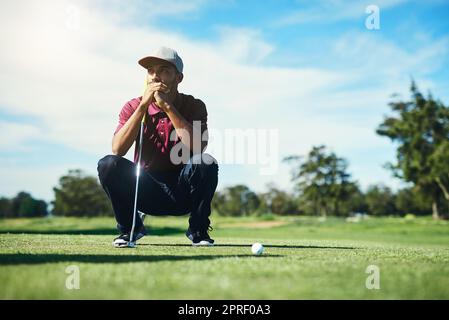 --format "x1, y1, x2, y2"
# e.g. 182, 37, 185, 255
130, 114, 146, 243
